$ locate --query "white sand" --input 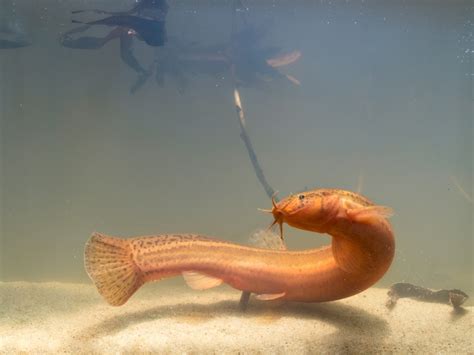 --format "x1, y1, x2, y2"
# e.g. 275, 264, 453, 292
0, 281, 472, 354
